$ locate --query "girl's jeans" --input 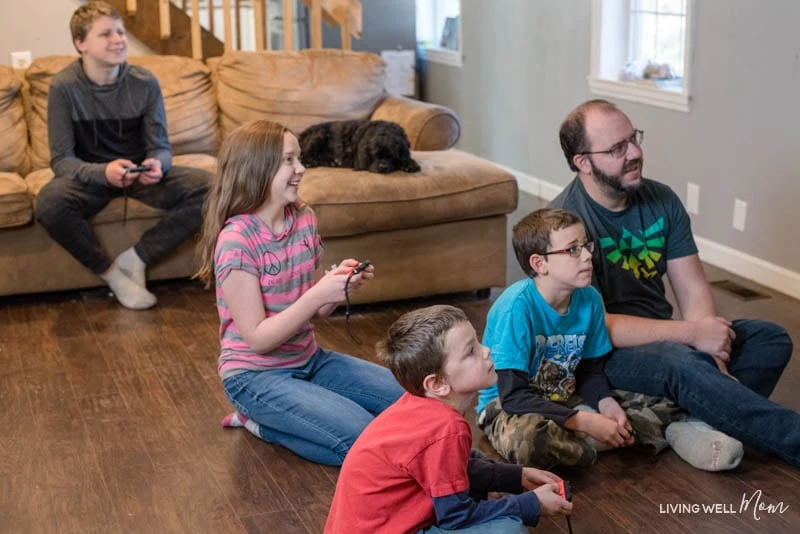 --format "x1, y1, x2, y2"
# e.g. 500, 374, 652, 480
223, 347, 404, 465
